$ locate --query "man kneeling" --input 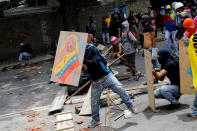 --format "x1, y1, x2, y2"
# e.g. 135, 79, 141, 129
84, 43, 135, 128
152, 49, 180, 110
